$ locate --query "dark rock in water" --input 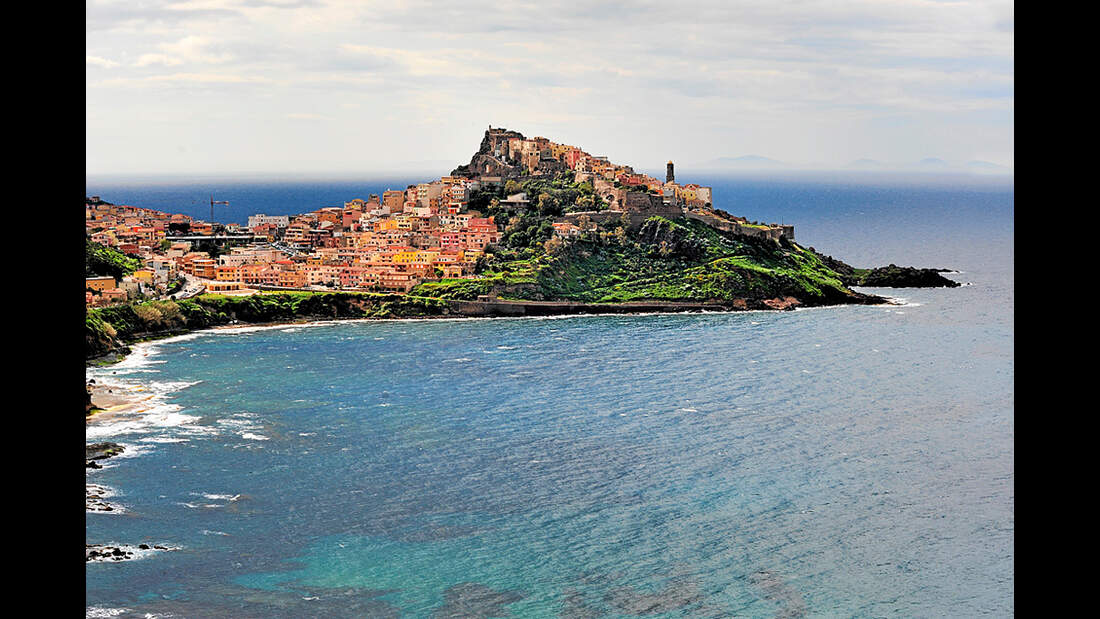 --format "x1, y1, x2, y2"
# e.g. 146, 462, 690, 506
87, 442, 125, 462
560, 588, 602, 619
87, 543, 179, 563
87, 483, 119, 512
807, 248, 960, 288
858, 264, 961, 288
750, 570, 808, 618
87, 461, 102, 469
430, 582, 526, 618
87, 544, 133, 562
603, 577, 704, 615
